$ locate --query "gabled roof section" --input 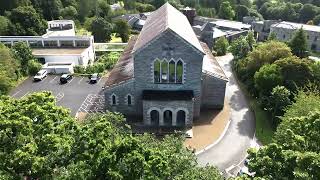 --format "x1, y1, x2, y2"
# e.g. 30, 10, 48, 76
132, 2, 204, 54
104, 36, 137, 88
